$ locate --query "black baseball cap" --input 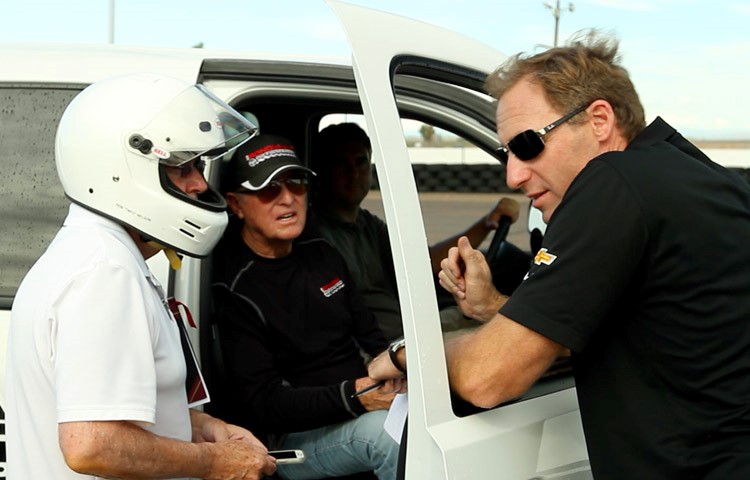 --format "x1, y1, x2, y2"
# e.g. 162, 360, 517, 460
223, 134, 314, 193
